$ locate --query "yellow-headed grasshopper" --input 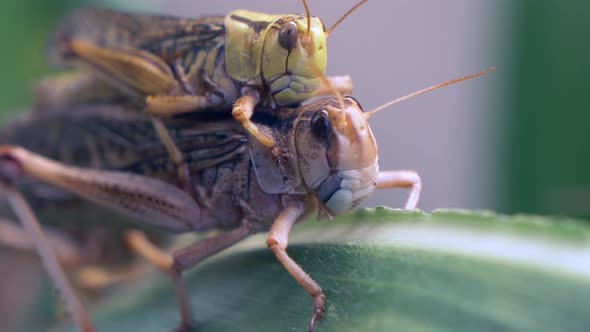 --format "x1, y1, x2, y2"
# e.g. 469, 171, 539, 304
0, 67, 492, 332
40, 1, 368, 190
